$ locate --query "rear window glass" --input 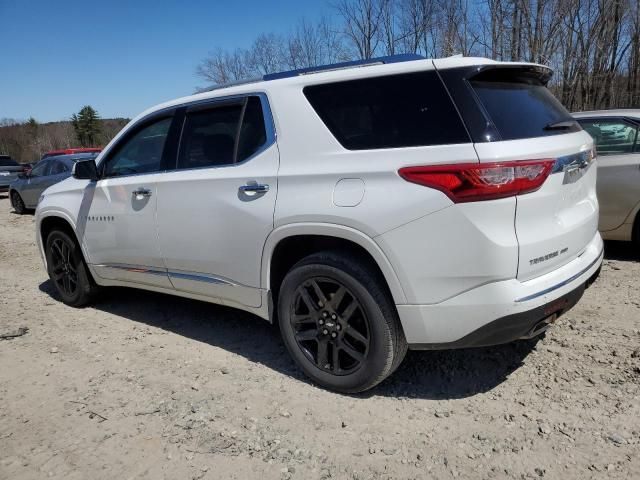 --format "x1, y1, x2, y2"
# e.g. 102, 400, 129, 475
0, 157, 18, 167
470, 71, 577, 140
303, 71, 470, 150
